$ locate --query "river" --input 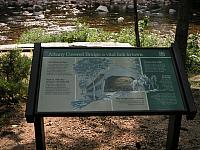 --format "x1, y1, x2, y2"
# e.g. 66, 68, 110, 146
0, 1, 199, 45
